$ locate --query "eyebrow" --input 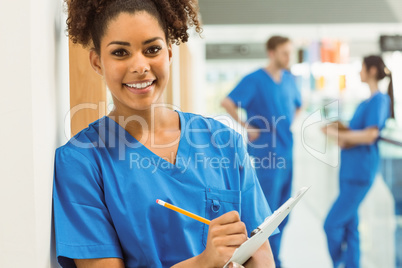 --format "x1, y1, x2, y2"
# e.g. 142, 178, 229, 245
107, 37, 163, 47
143, 37, 163, 45
107, 41, 130, 47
